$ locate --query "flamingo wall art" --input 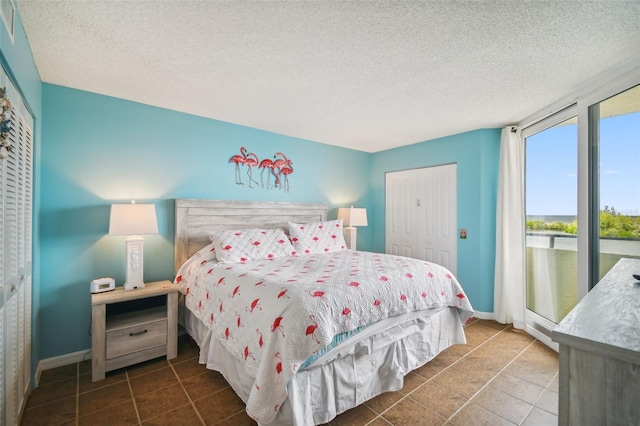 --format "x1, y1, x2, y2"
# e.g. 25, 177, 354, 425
229, 147, 295, 193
